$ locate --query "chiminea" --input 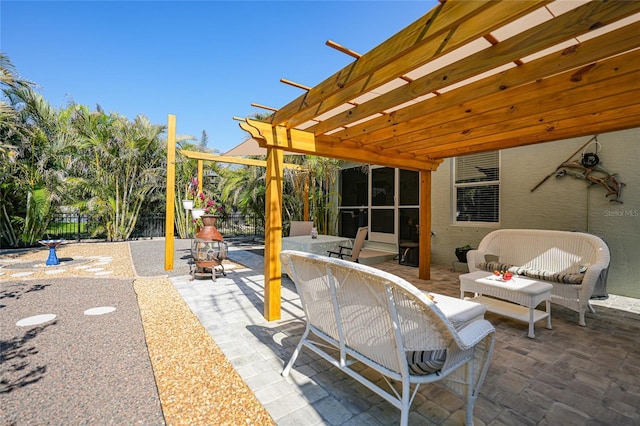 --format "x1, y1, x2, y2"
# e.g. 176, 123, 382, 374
190, 215, 227, 281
